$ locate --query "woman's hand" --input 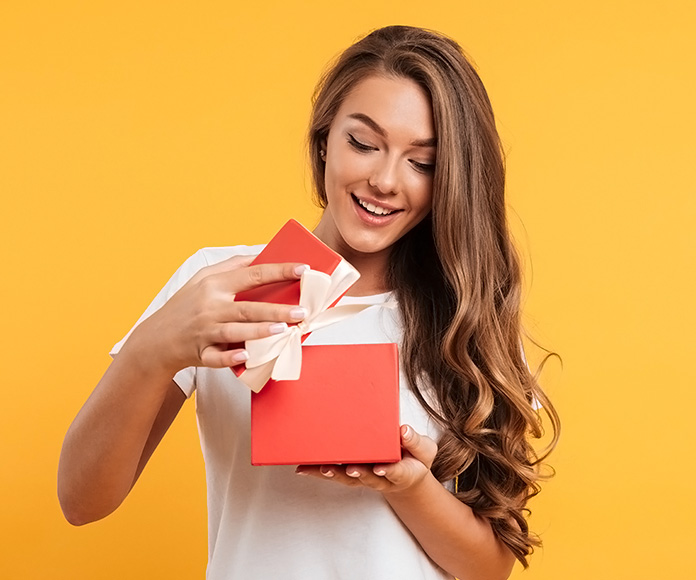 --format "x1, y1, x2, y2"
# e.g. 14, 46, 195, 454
59, 254, 310, 525
295, 424, 438, 496
297, 424, 514, 580
128, 255, 309, 376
